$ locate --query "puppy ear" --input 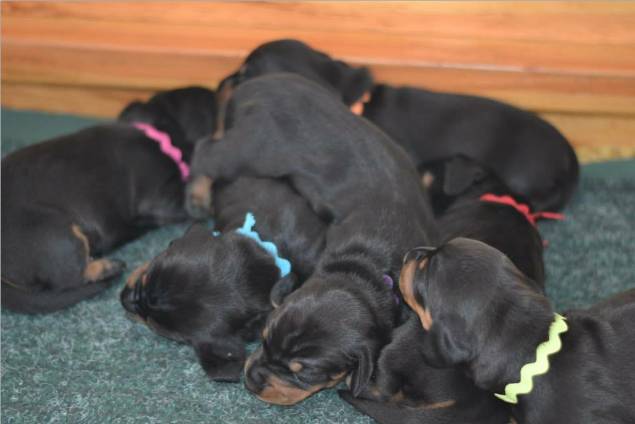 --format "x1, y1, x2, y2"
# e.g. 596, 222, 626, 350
340, 66, 373, 106
442, 156, 487, 196
118, 101, 150, 122
269, 273, 300, 308
349, 344, 376, 397
419, 313, 474, 368
193, 336, 246, 383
